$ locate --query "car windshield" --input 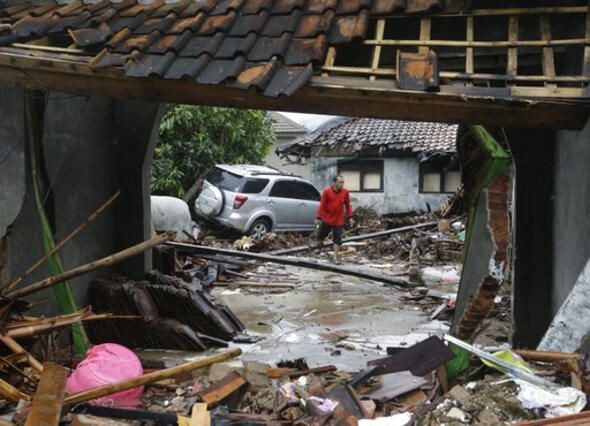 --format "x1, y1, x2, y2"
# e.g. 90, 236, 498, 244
206, 168, 243, 192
